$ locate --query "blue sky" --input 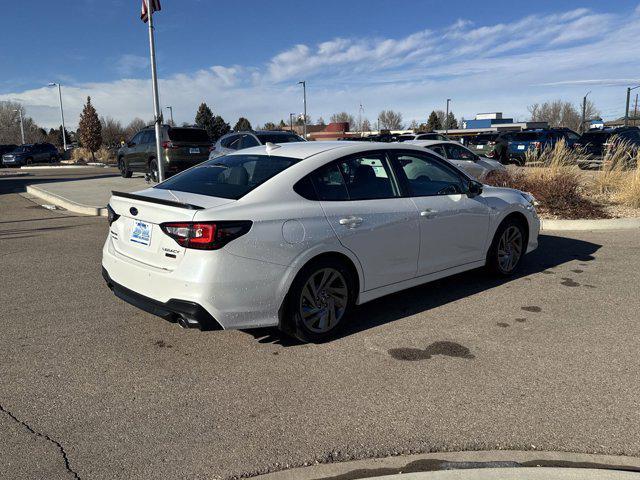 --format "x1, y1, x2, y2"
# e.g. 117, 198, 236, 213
2, 0, 640, 129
